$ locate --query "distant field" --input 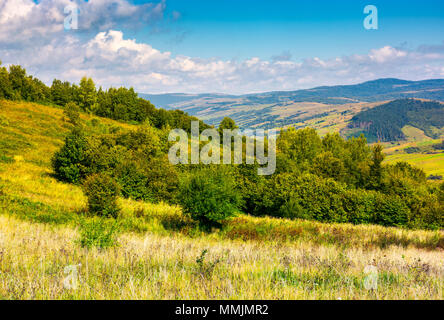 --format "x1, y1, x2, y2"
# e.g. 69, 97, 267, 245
385, 152, 444, 176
